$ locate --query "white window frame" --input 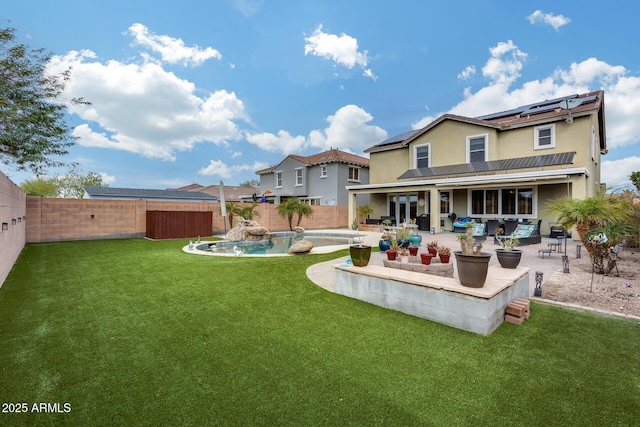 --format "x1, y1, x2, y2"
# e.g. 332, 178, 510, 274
534, 124, 556, 150
466, 134, 488, 163
413, 143, 431, 169
348, 166, 360, 182
320, 165, 327, 178
295, 168, 303, 186
275, 171, 283, 188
